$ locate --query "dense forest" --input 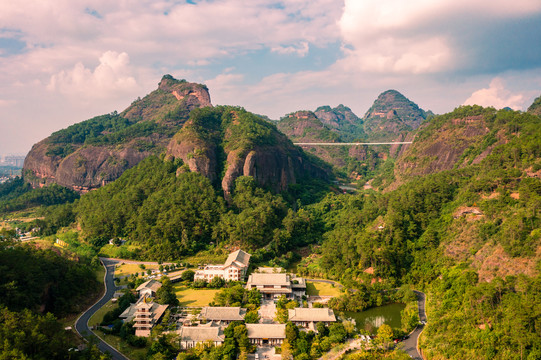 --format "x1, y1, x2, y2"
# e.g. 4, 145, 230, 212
0, 242, 103, 359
